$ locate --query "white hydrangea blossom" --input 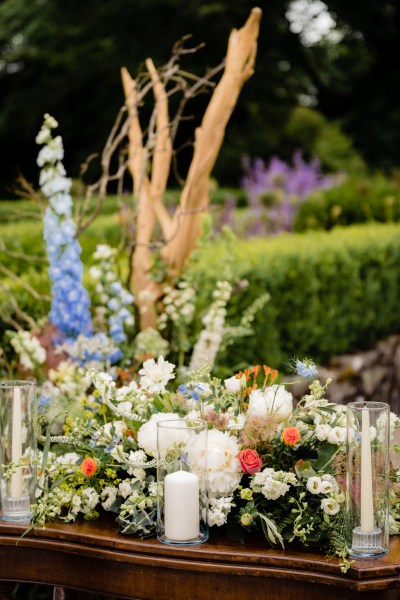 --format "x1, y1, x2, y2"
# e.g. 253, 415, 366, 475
10, 330, 46, 371
189, 281, 232, 371
251, 468, 297, 501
